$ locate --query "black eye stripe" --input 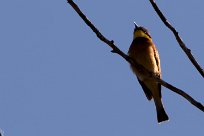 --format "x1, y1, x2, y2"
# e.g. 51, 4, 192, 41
141, 29, 151, 38
141, 29, 149, 35
134, 26, 152, 38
